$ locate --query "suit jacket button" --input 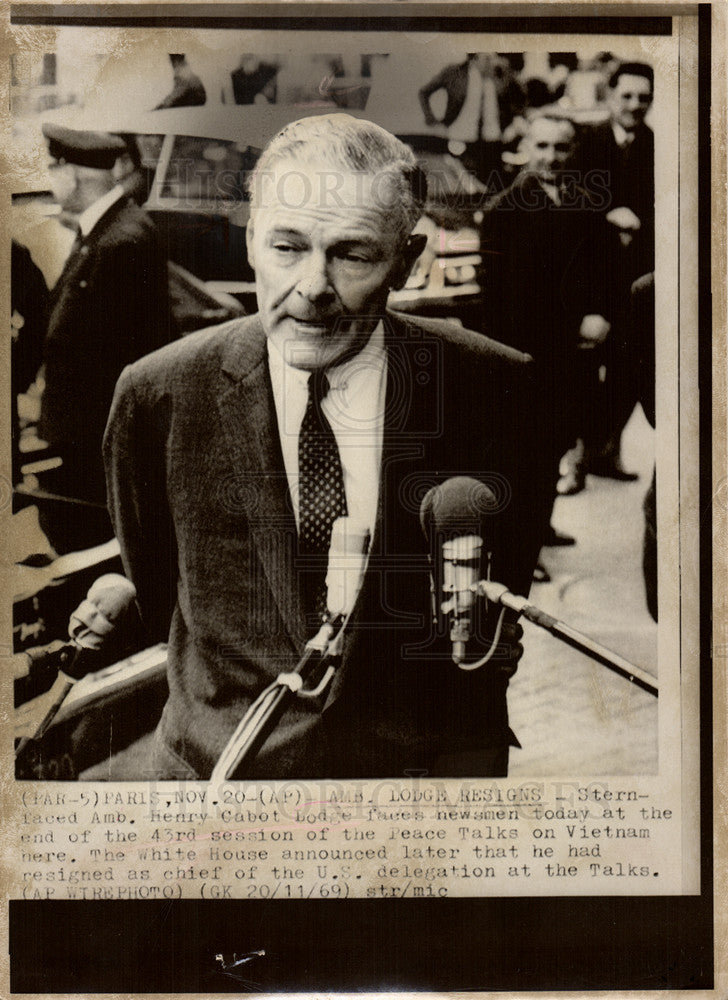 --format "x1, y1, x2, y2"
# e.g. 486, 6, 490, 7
79, 279, 87, 288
